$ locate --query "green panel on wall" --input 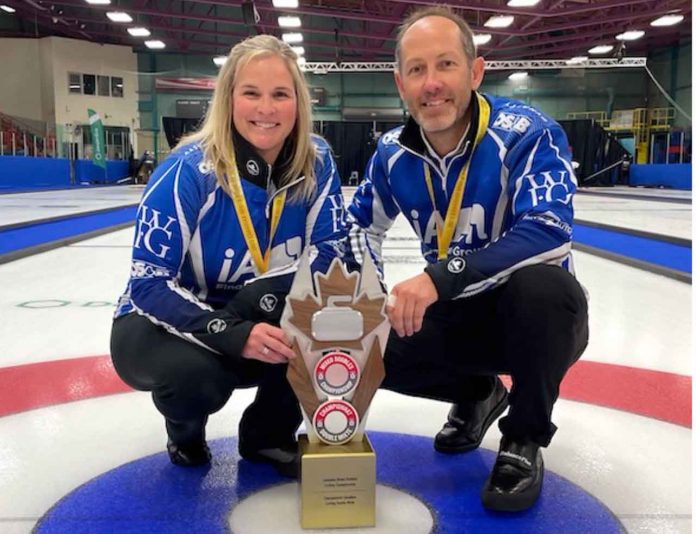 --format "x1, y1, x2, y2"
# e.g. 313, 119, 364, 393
138, 101, 153, 112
